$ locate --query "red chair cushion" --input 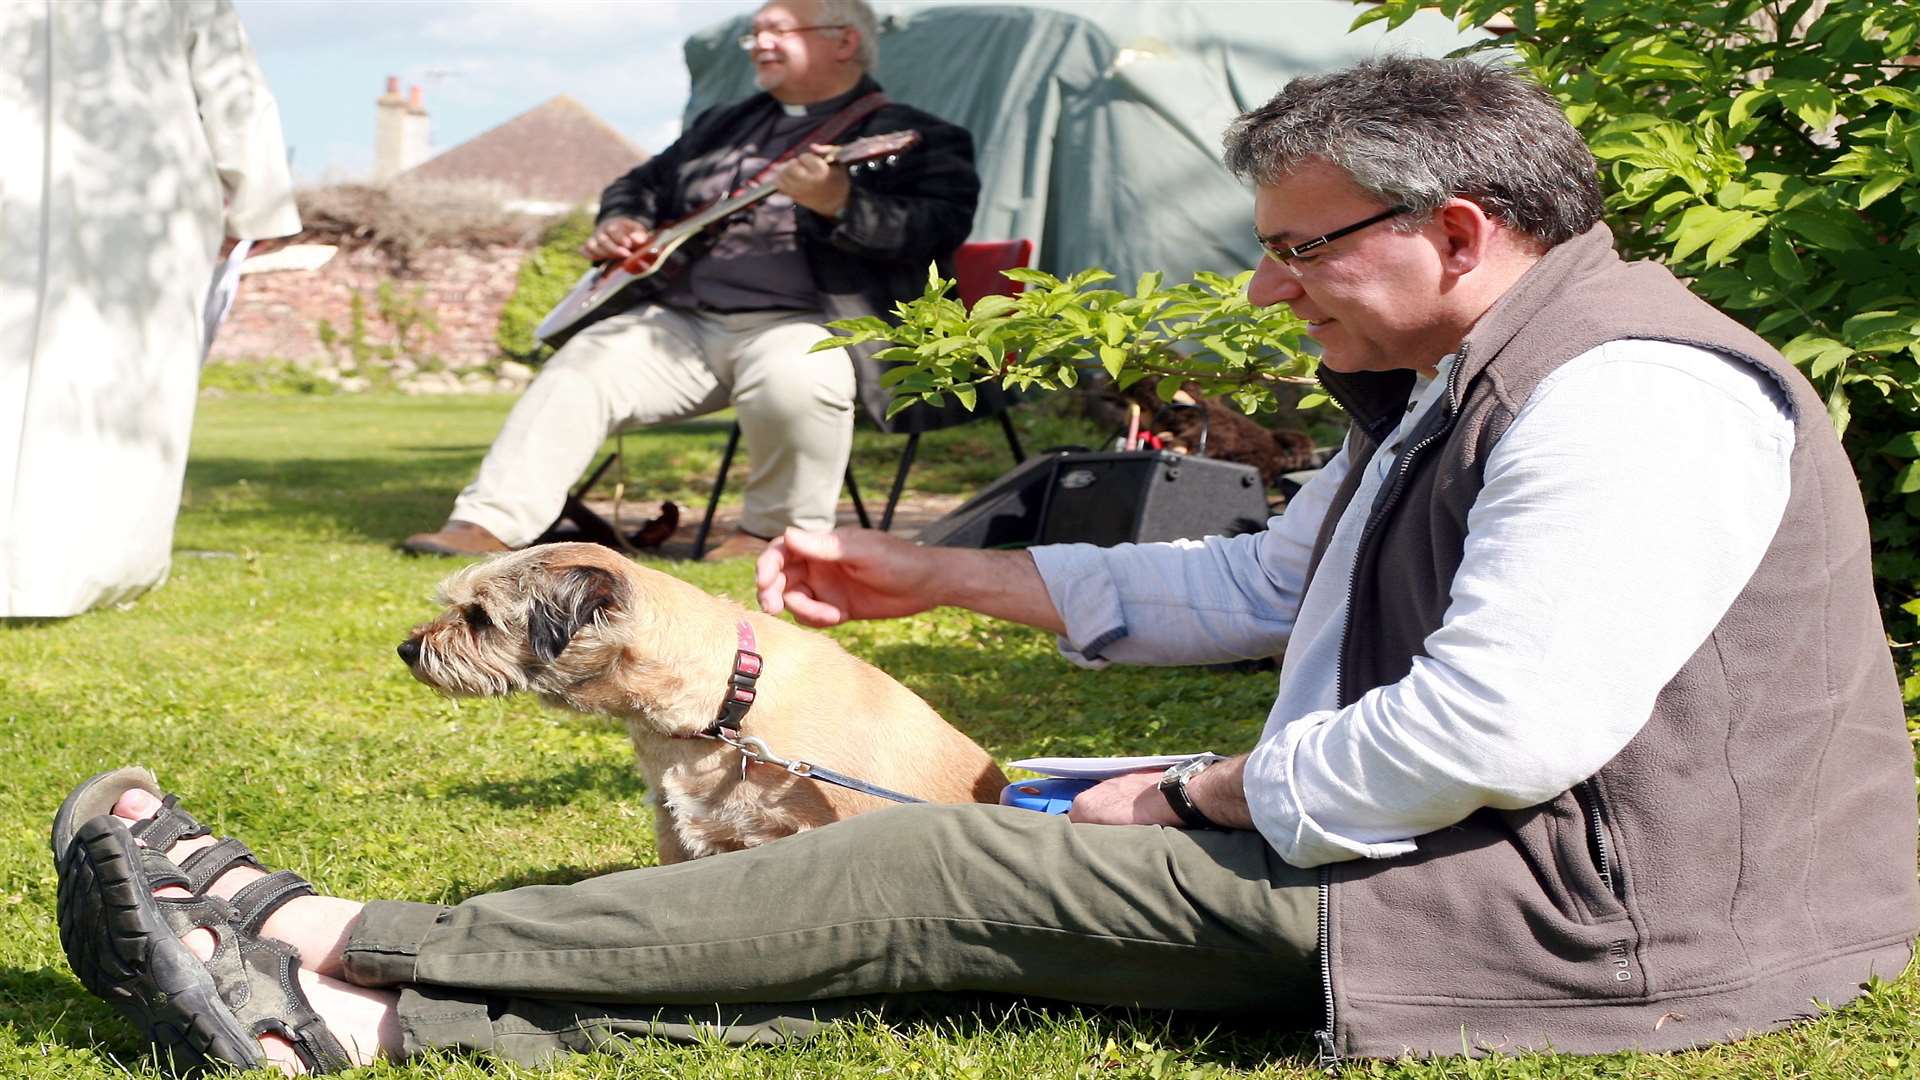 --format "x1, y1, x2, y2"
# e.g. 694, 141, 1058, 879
952, 239, 1035, 308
